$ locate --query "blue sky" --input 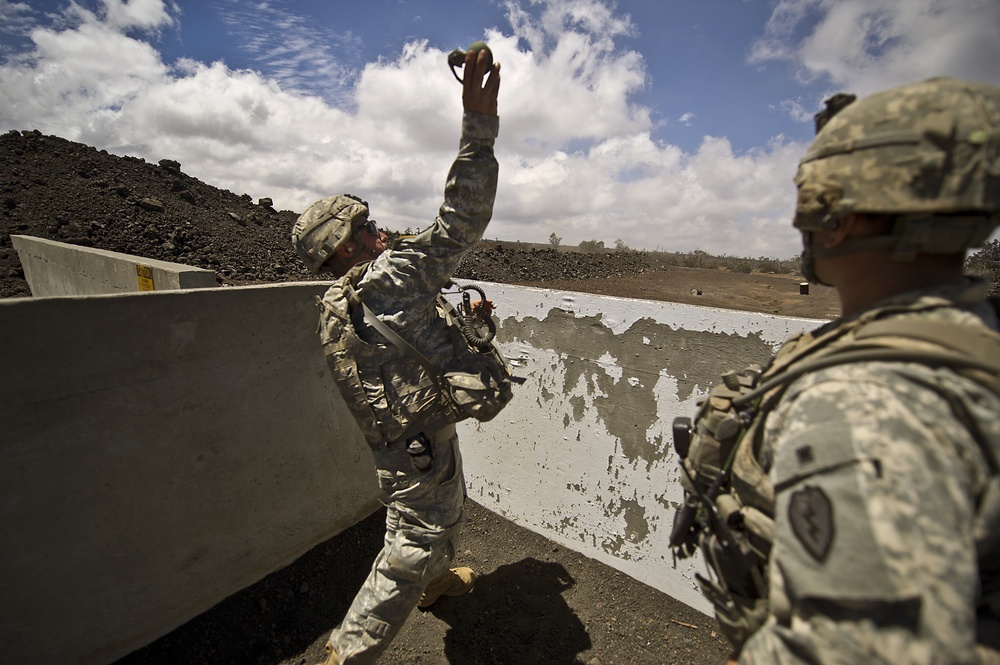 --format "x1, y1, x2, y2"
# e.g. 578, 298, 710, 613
1, 0, 998, 257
